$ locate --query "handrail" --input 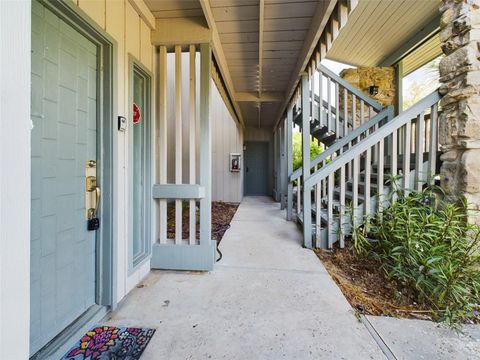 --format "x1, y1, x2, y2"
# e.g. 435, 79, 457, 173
294, 93, 347, 124
290, 105, 394, 181
318, 64, 384, 112
304, 90, 441, 189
